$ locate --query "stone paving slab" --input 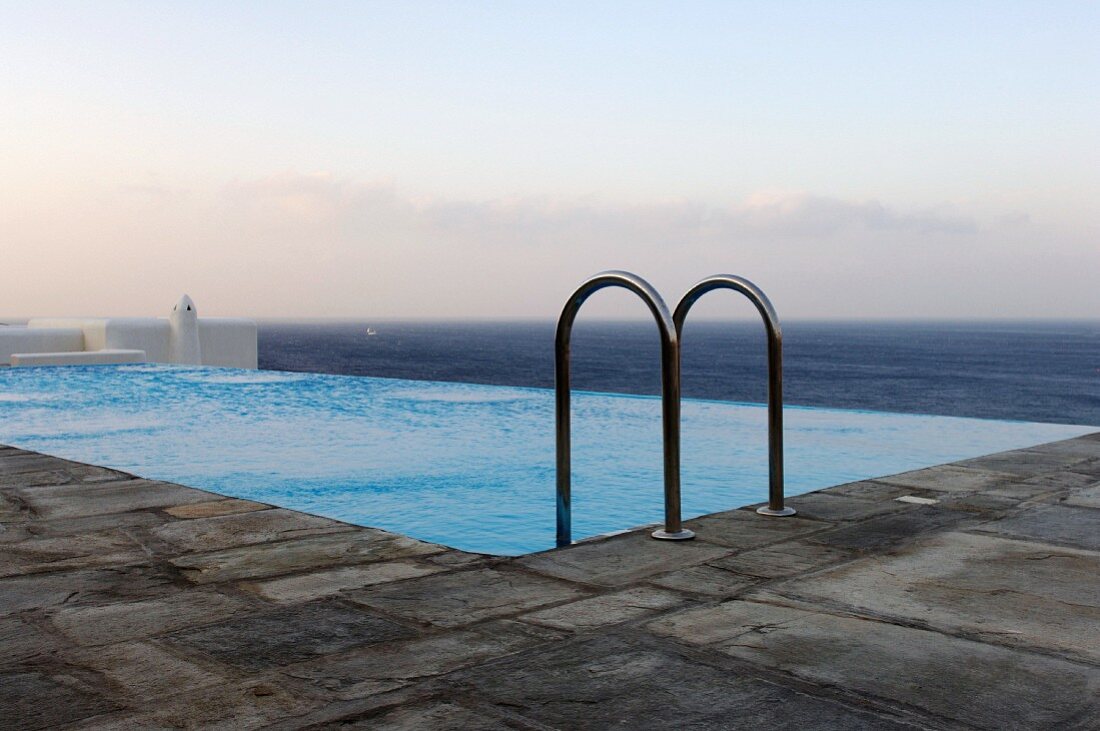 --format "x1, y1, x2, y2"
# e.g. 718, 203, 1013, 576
163, 497, 272, 519
518, 586, 687, 631
150, 507, 353, 552
239, 561, 448, 604
167, 600, 418, 671
683, 509, 831, 550
649, 600, 1100, 729
333, 699, 528, 731
169, 528, 444, 584
2, 434, 1099, 729
516, 530, 733, 586
348, 567, 590, 628
1065, 482, 1100, 508
772, 531, 1100, 663
49, 590, 251, 646
953, 448, 1094, 476
781, 491, 910, 522
875, 464, 1019, 492
76, 677, 326, 731
71, 640, 229, 700
645, 563, 760, 597
1028, 435, 1100, 459
1, 664, 120, 731
983, 468, 1098, 500
284, 620, 561, 702
805, 504, 976, 551
15, 479, 213, 519
446, 632, 914, 730
709, 539, 856, 579
0, 510, 163, 543
0, 616, 61, 664
0, 527, 151, 578
0, 563, 181, 616
978, 503, 1100, 551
